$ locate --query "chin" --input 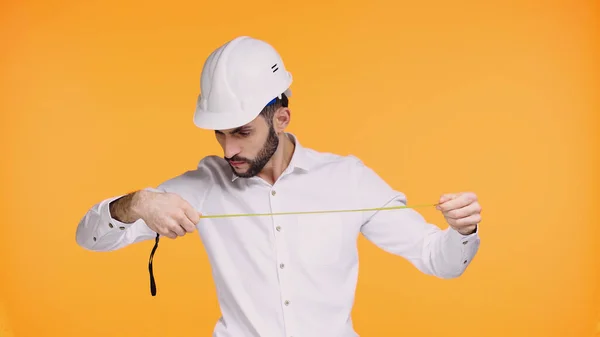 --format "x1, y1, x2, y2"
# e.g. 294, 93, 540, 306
229, 165, 251, 178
